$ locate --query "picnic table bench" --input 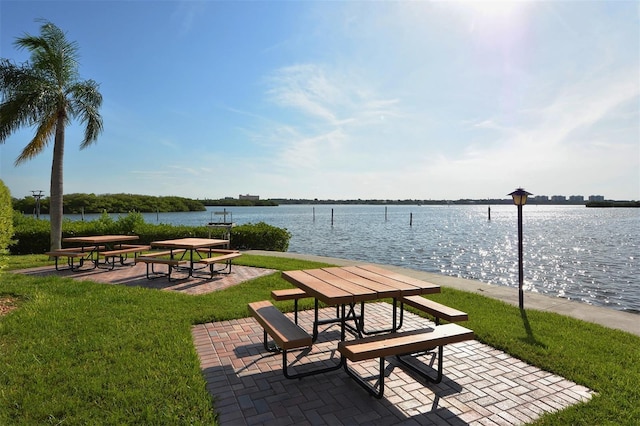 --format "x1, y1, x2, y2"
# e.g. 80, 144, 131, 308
271, 288, 309, 324
337, 323, 474, 398
45, 246, 104, 271
194, 249, 242, 277
99, 244, 151, 269
248, 300, 342, 379
135, 249, 187, 281
270, 288, 340, 327
400, 295, 469, 325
